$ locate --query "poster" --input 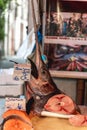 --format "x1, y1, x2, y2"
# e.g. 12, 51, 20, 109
44, 0, 87, 77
